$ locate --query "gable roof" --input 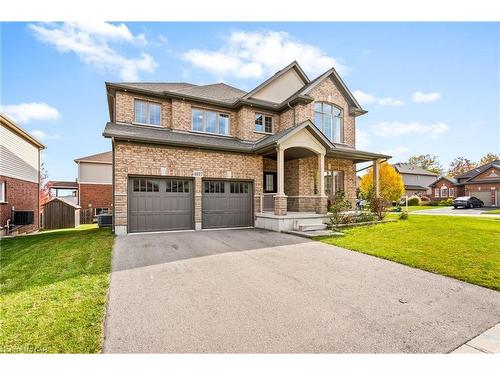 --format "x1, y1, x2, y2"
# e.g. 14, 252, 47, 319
0, 113, 46, 150
429, 175, 458, 187
74, 151, 112, 164
48, 180, 78, 189
455, 160, 500, 181
393, 163, 437, 176
242, 61, 310, 101
43, 196, 81, 209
